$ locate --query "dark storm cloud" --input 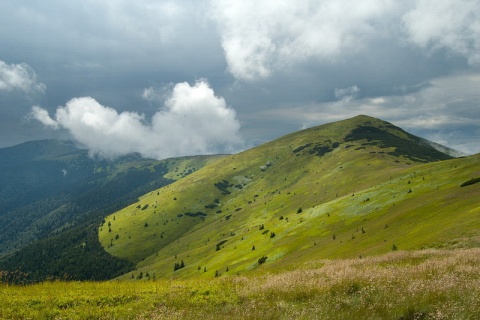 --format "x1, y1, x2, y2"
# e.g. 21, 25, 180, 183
0, 0, 478, 155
